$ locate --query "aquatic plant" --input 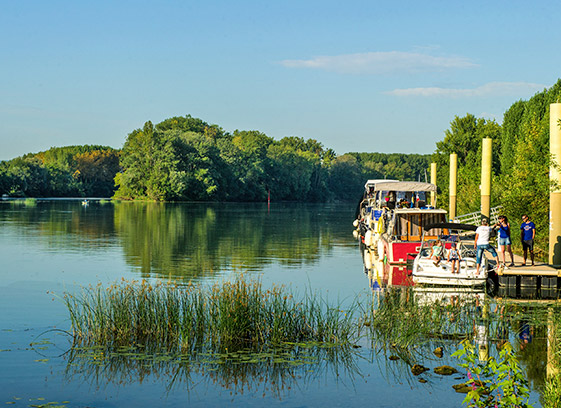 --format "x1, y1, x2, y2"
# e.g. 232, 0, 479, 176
64, 340, 360, 396
363, 288, 480, 349
98, 199, 111, 204
541, 373, 561, 407
24, 198, 37, 206
64, 275, 358, 353
453, 340, 533, 408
